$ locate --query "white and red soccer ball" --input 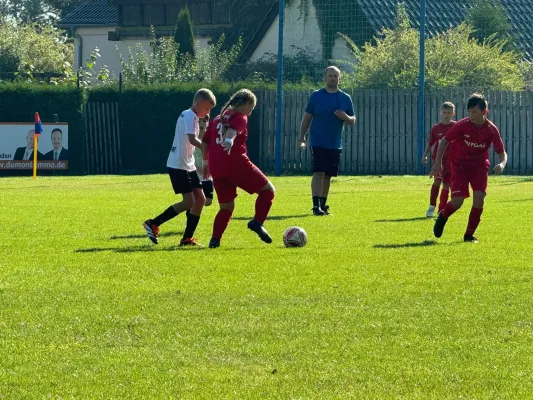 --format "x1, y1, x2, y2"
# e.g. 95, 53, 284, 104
283, 226, 308, 248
